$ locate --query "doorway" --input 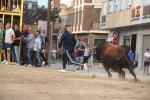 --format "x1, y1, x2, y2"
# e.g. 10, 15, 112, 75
131, 34, 137, 59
